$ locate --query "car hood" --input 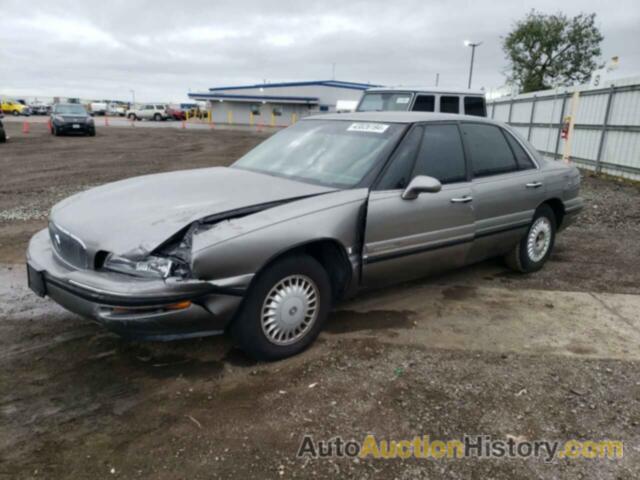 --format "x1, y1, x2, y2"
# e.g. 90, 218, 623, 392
50, 167, 335, 257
